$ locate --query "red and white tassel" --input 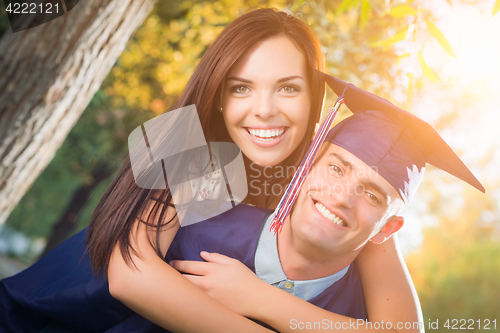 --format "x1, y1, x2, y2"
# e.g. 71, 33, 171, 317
270, 85, 351, 234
